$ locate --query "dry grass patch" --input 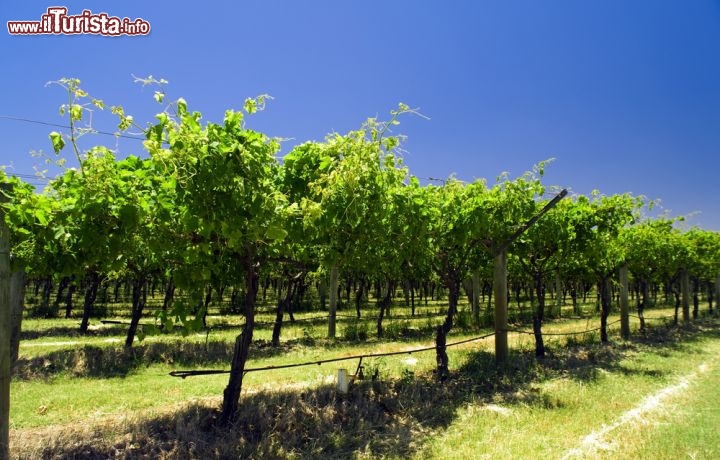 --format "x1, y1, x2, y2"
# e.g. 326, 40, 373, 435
11, 377, 463, 459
